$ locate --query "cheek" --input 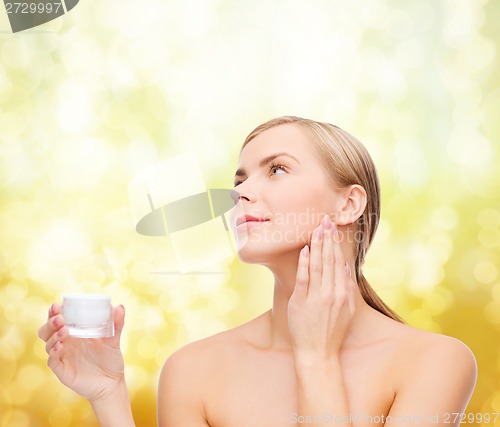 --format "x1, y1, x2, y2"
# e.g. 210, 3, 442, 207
272, 194, 325, 228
